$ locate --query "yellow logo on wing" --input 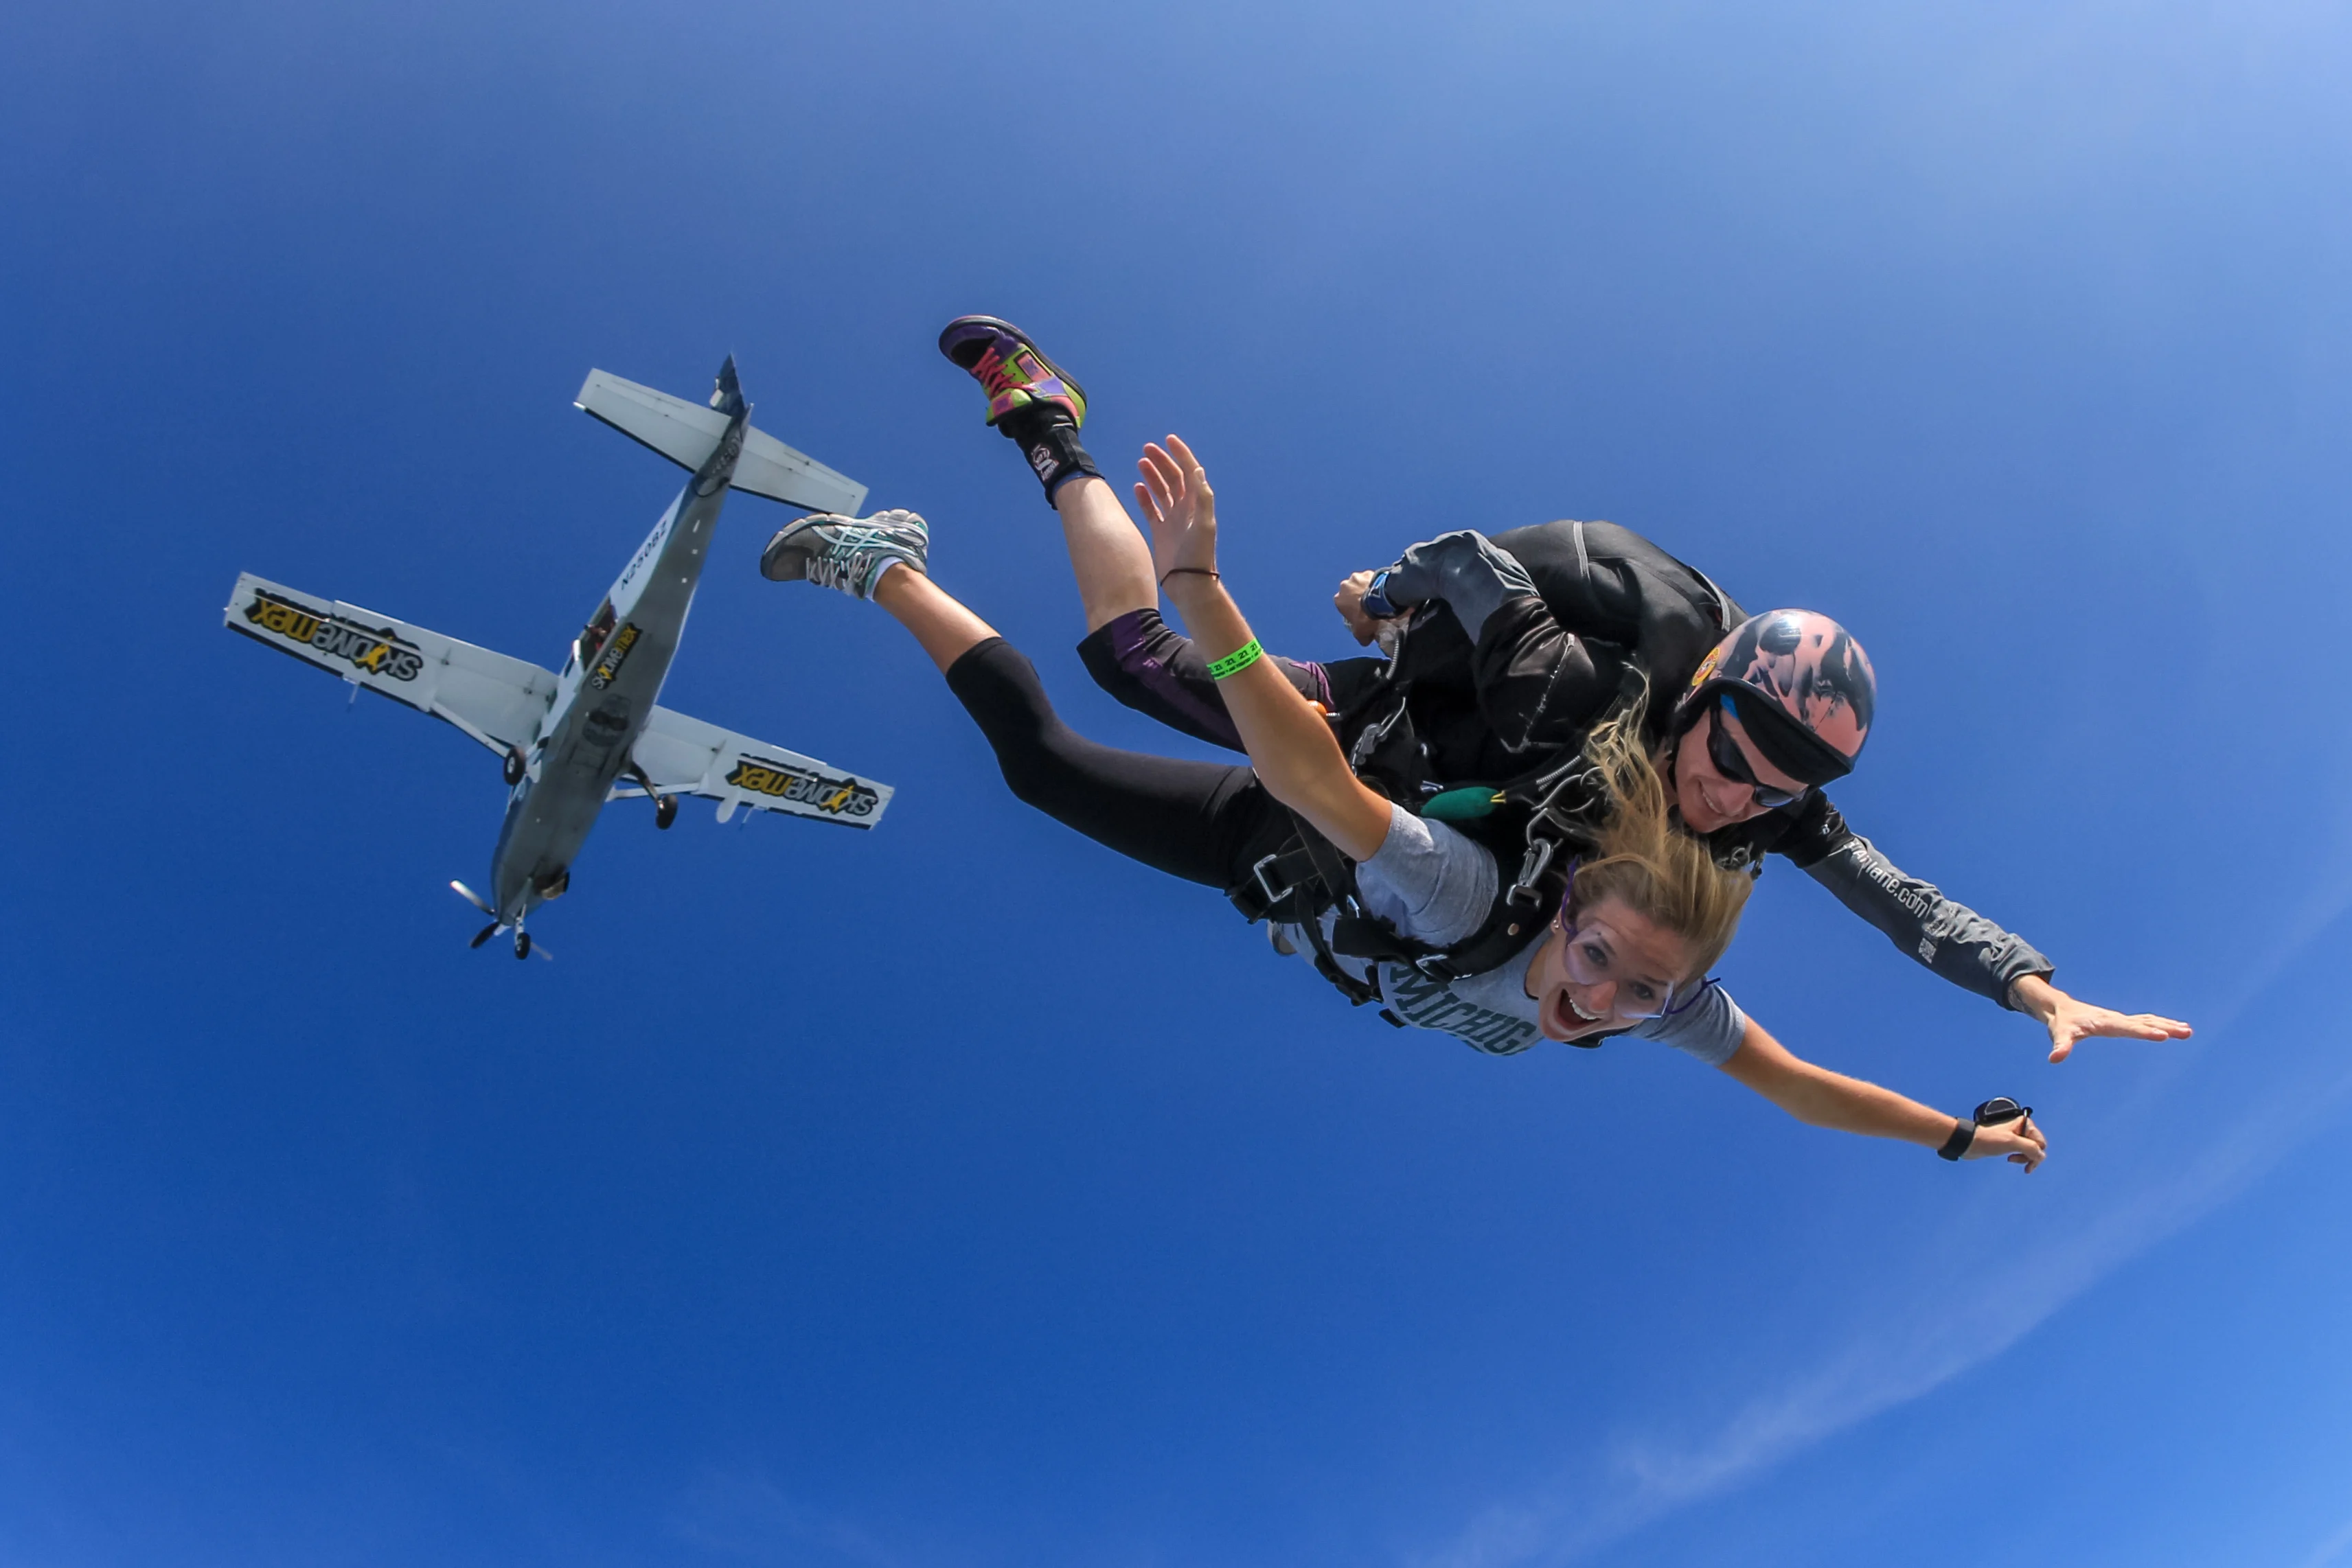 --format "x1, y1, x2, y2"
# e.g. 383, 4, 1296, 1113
724, 756, 878, 817
245, 589, 424, 682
